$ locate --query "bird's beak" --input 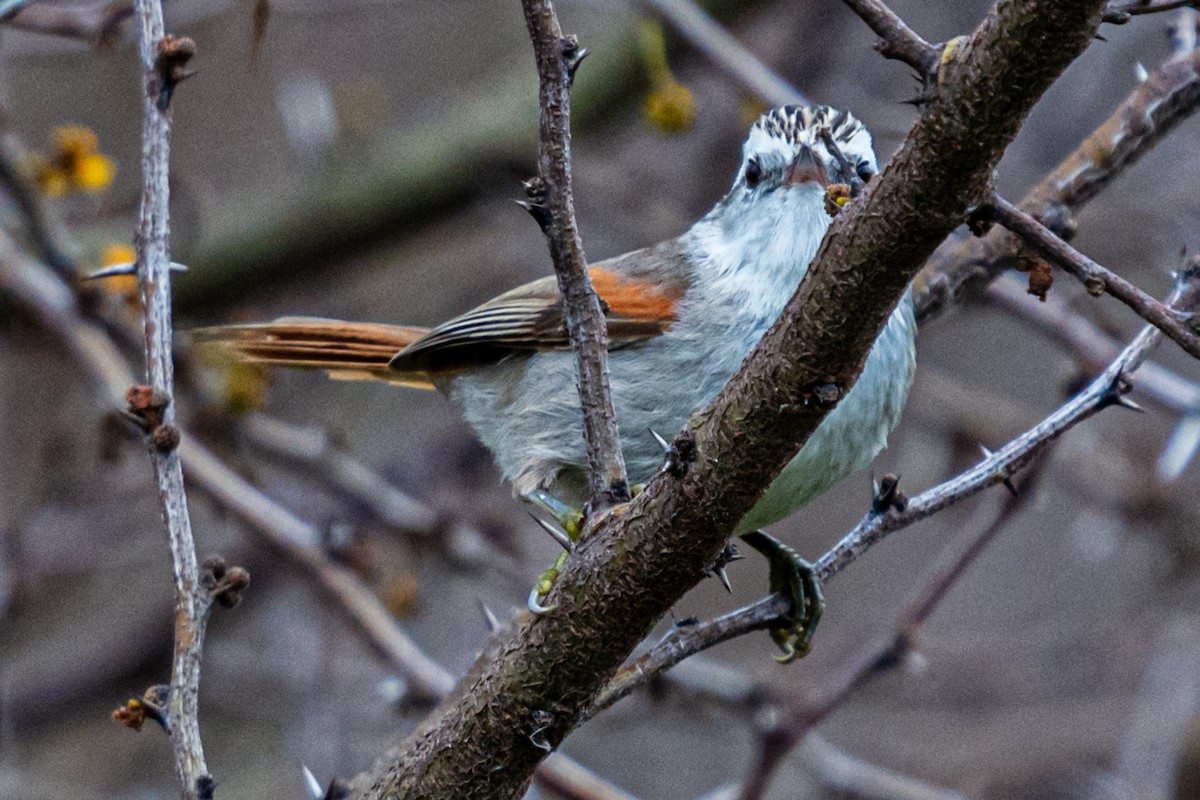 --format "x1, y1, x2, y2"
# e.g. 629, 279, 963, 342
783, 144, 830, 188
